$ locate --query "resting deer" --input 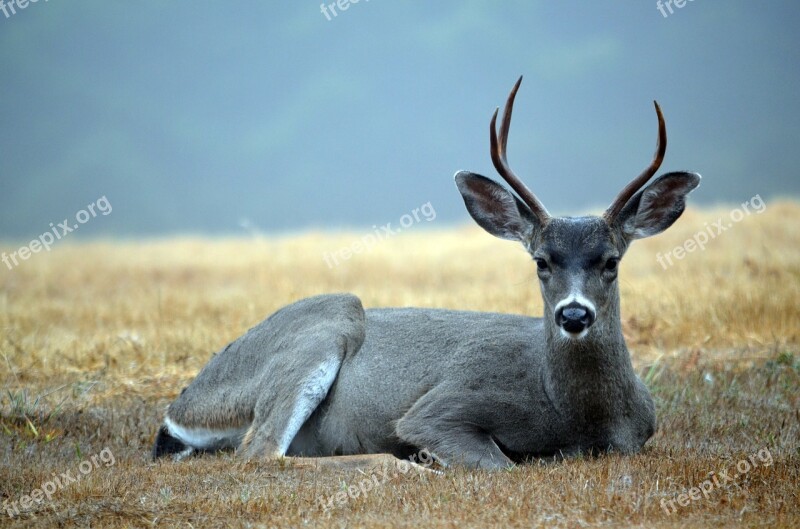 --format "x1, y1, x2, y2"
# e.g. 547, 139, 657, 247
153, 77, 700, 470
